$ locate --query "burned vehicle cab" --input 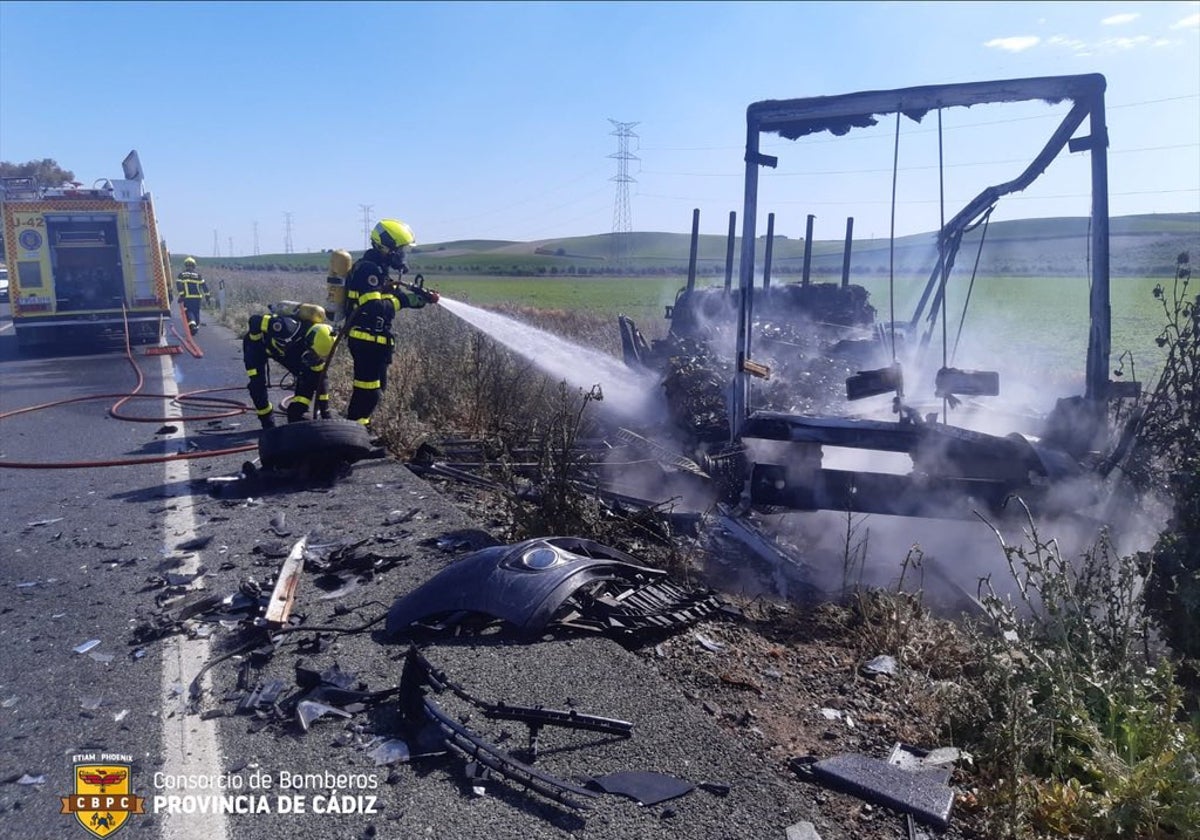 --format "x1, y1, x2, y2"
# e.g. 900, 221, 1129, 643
727, 74, 1129, 520
625, 75, 1133, 520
